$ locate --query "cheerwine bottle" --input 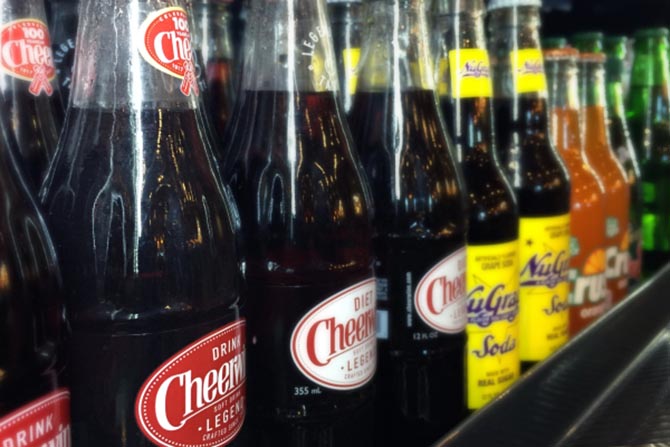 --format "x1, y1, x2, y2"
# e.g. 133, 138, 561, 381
0, 93, 70, 445
349, 0, 467, 442
545, 48, 608, 335
487, 0, 571, 369
220, 0, 376, 444
40, 0, 245, 445
434, 0, 519, 413
0, 0, 62, 192
579, 52, 630, 307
